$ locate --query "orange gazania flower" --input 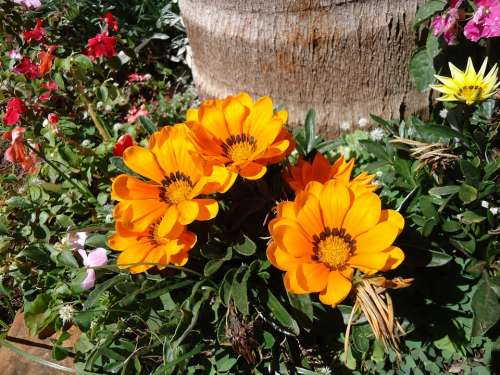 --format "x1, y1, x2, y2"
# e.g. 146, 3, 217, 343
108, 221, 196, 274
112, 124, 232, 237
267, 179, 405, 307
187, 93, 294, 181
285, 153, 376, 196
